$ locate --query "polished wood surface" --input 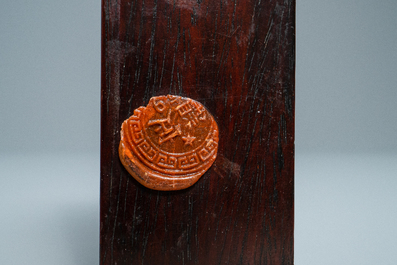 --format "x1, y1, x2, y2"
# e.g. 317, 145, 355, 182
101, 0, 295, 263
